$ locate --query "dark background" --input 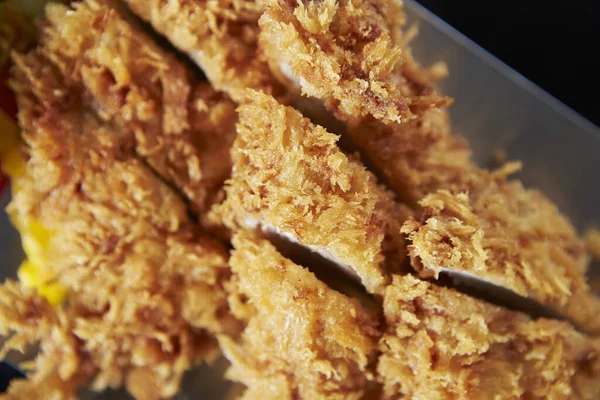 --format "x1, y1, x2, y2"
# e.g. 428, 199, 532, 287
415, 0, 600, 127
